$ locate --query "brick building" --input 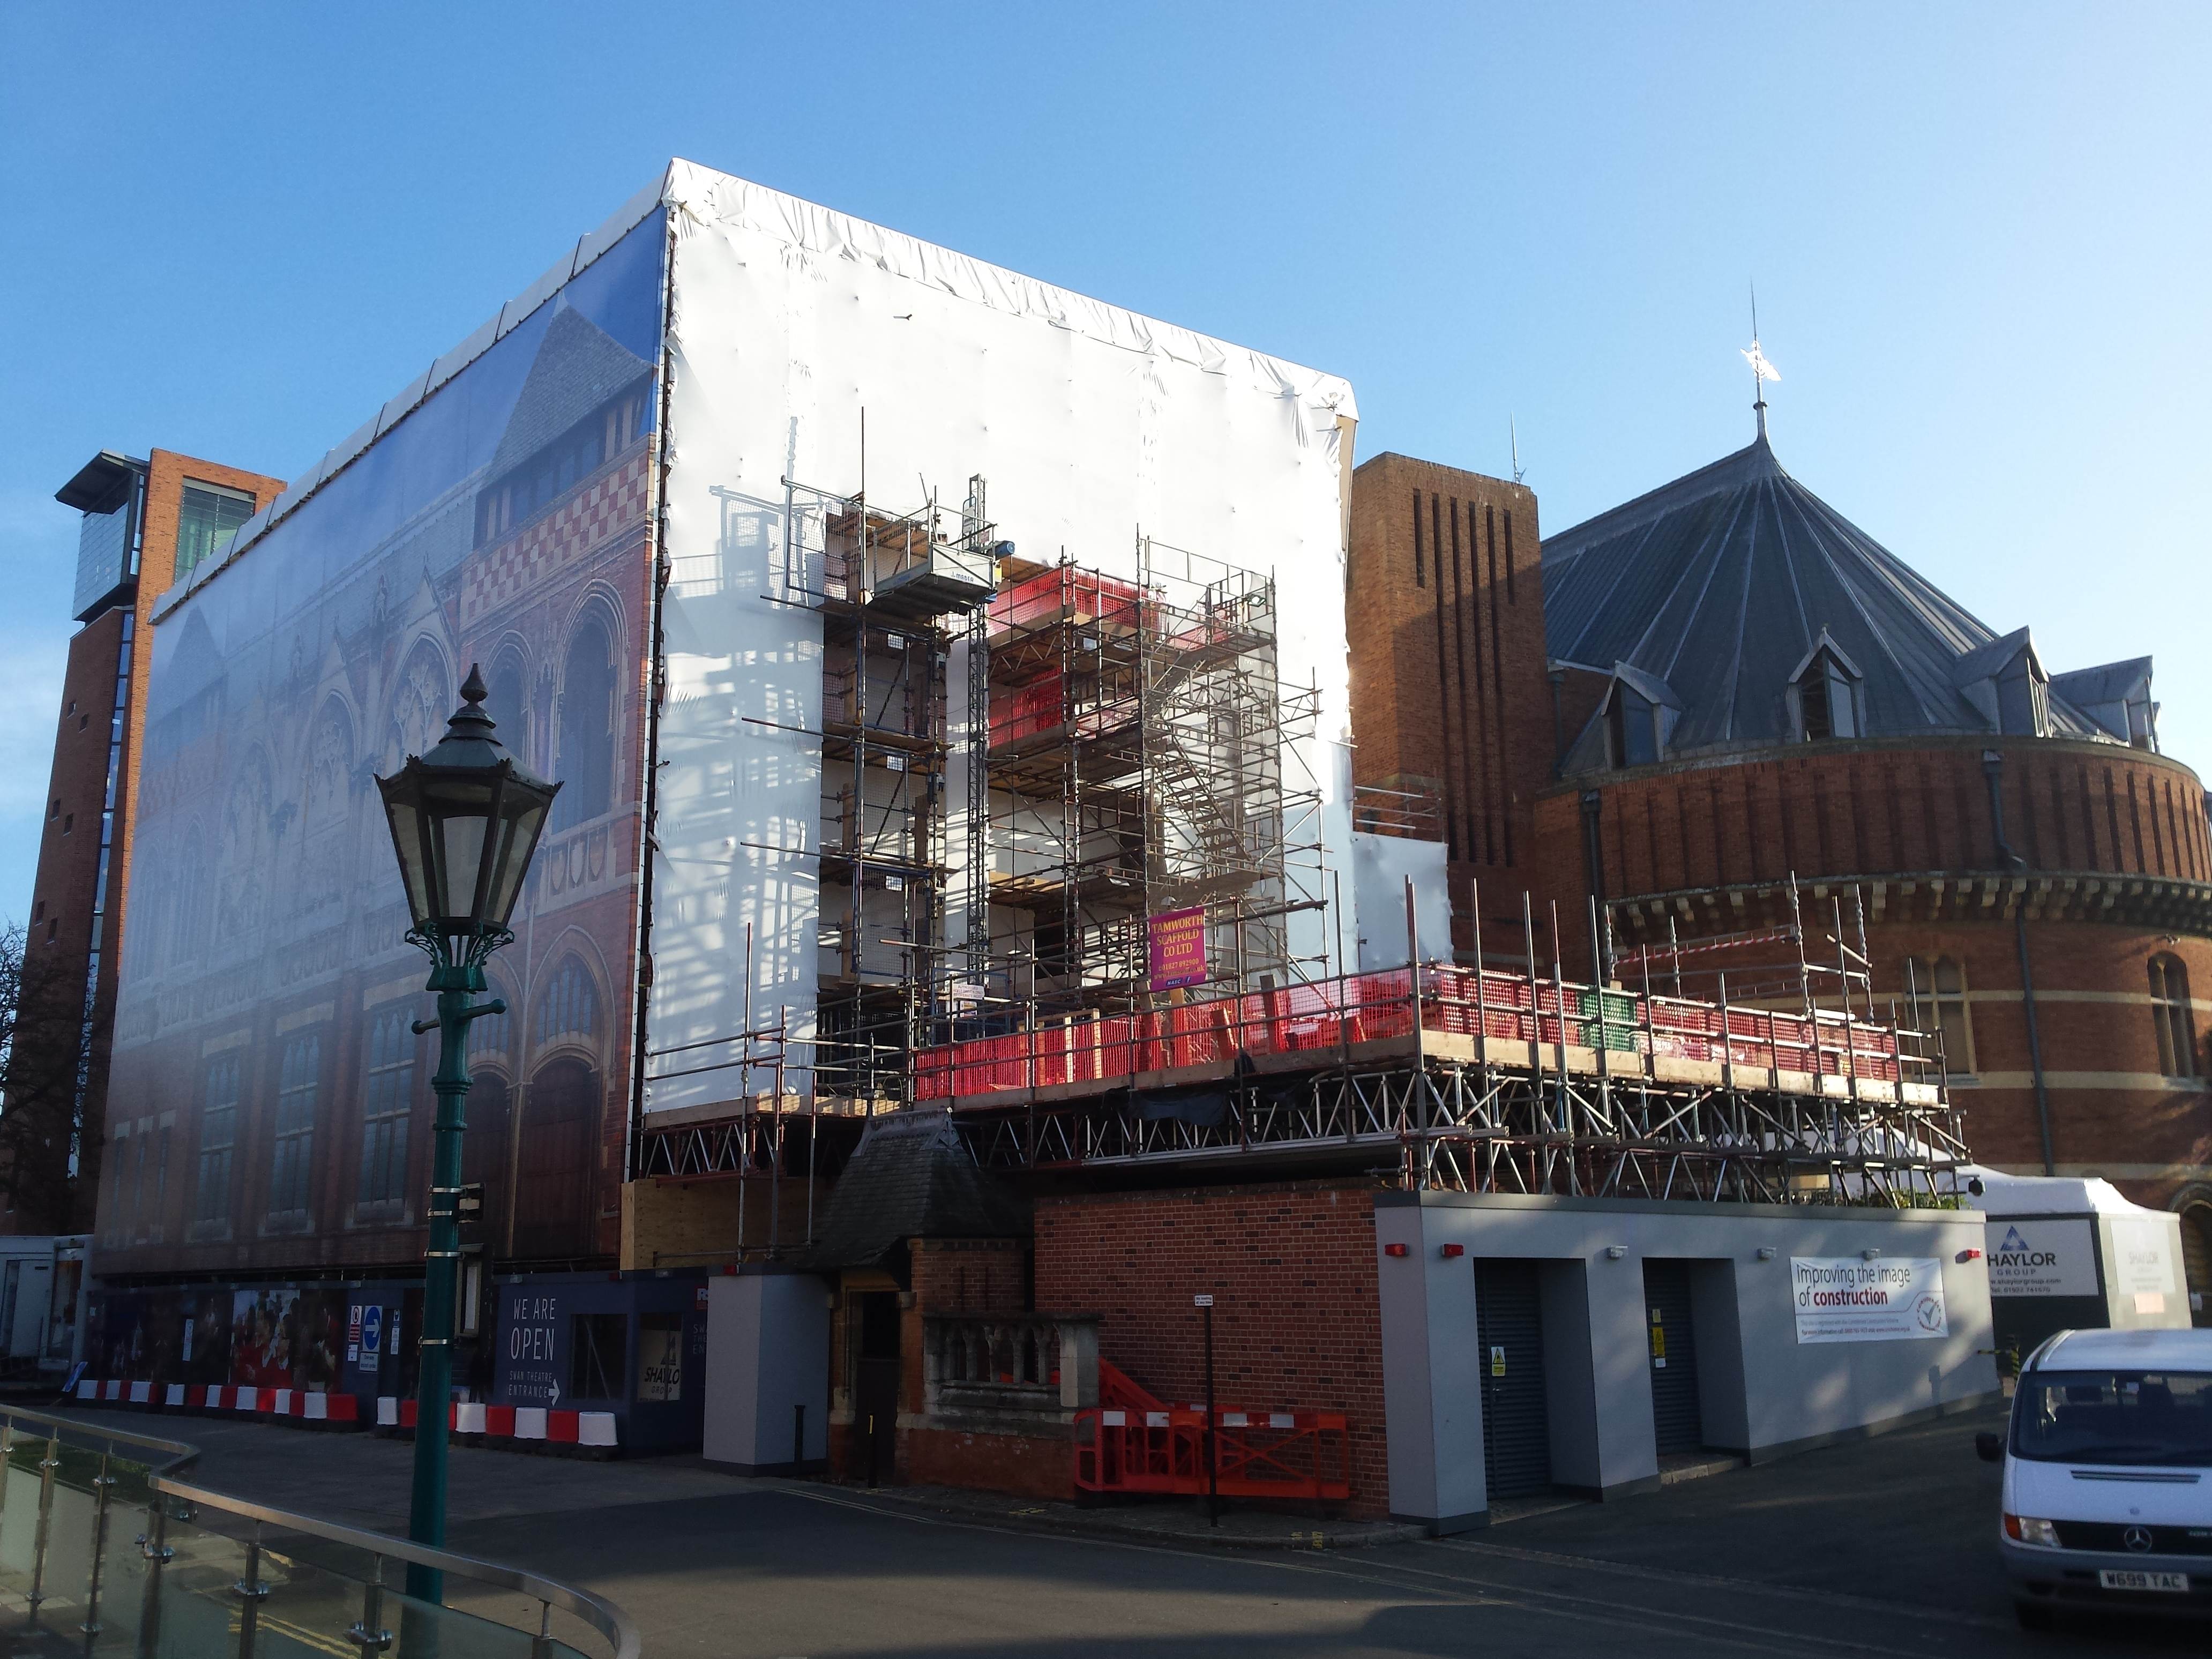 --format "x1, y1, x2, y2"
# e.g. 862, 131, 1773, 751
11, 450, 285, 1235
1344, 453, 1552, 951
1362, 414, 2211, 1310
